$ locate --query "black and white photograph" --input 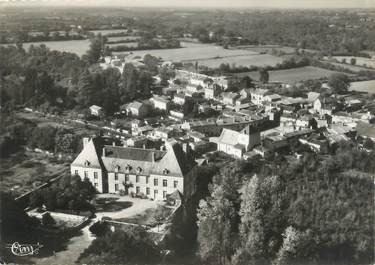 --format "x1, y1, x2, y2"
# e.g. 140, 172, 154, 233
0, 0, 374, 264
